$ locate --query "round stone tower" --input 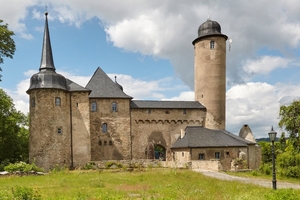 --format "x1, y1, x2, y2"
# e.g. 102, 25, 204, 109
27, 12, 71, 171
193, 18, 228, 130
